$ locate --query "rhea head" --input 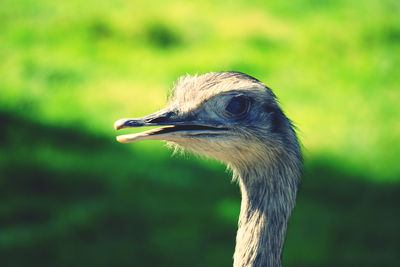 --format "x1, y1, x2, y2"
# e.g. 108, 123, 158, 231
114, 71, 300, 178
114, 71, 302, 267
